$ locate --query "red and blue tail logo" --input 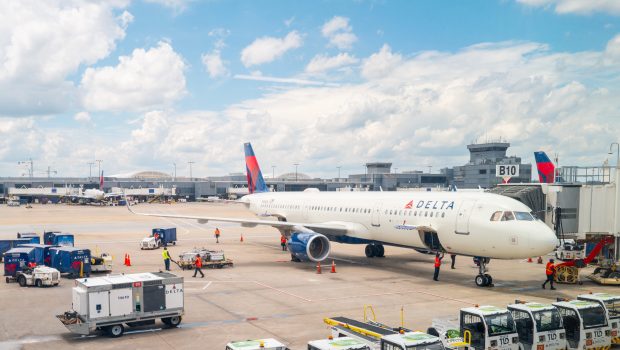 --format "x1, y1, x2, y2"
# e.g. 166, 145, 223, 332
534, 151, 555, 183
244, 143, 268, 194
